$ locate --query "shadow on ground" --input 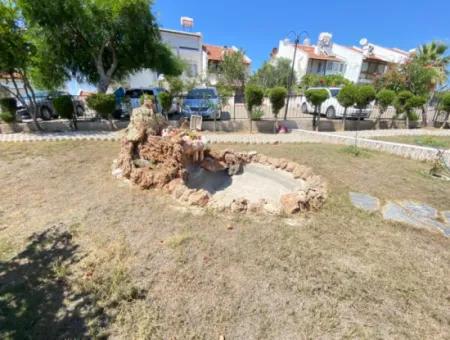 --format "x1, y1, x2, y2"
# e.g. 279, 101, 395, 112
0, 224, 101, 339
